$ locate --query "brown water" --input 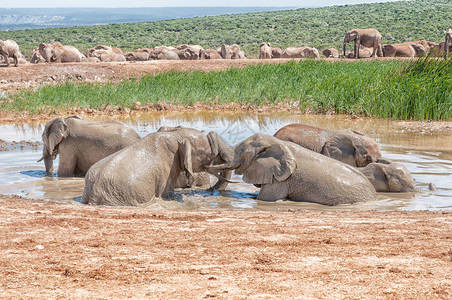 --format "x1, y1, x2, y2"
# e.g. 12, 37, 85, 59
0, 111, 451, 210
